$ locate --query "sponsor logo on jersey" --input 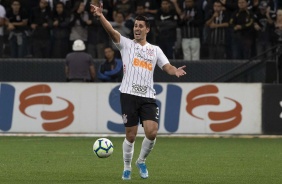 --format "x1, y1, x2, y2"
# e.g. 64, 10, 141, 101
133, 58, 152, 71
131, 83, 148, 95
